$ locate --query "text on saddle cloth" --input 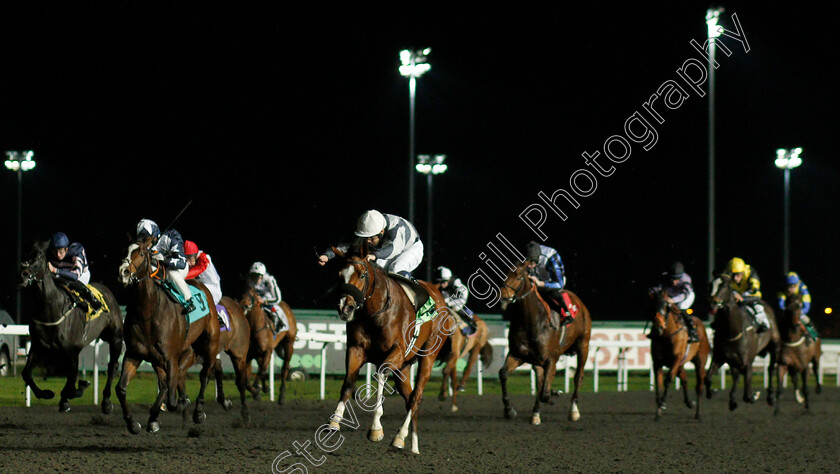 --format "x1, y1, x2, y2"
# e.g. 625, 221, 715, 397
60, 283, 110, 321
159, 280, 210, 324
